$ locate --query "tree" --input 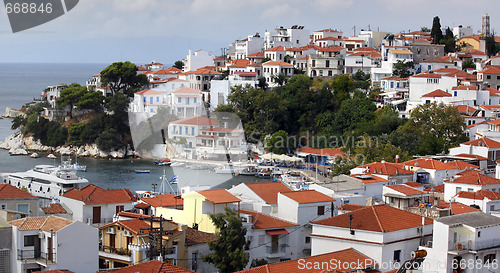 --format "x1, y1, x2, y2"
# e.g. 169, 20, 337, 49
203, 207, 249, 273
485, 36, 499, 57
76, 90, 106, 112
100, 61, 149, 96
462, 59, 475, 70
56, 83, 86, 118
399, 102, 467, 154
331, 74, 355, 103
257, 76, 268, 90
430, 16, 444, 44
441, 27, 457, 53
421, 27, 431, 33
271, 73, 288, 87
266, 130, 290, 154
173, 60, 184, 70
393, 60, 414, 78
